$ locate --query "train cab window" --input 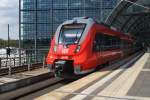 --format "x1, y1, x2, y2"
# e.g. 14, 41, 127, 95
58, 24, 86, 45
